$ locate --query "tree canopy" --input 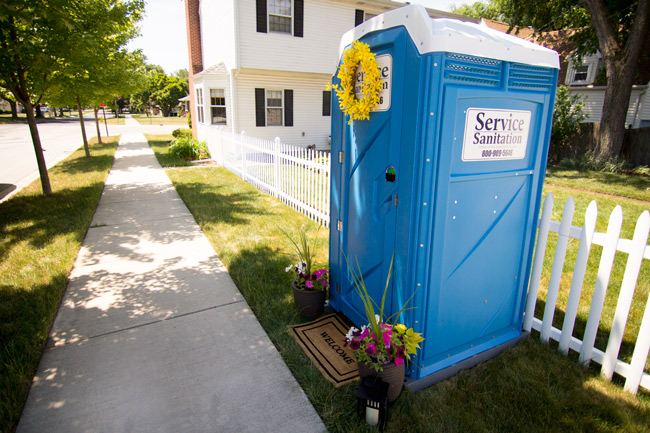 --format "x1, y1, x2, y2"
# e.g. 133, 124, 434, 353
0, 0, 145, 195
